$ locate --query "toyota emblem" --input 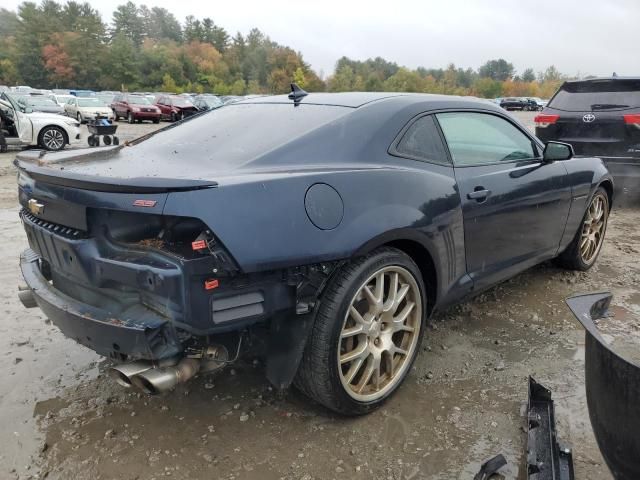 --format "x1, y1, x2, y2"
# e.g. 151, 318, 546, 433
583, 113, 596, 123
